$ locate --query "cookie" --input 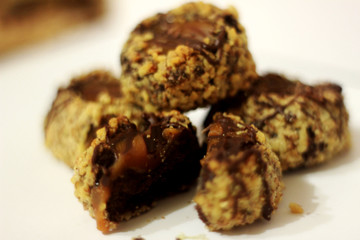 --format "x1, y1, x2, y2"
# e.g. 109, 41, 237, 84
0, 0, 104, 54
120, 2, 257, 112
194, 113, 283, 231
71, 111, 201, 233
44, 70, 142, 167
208, 73, 351, 171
